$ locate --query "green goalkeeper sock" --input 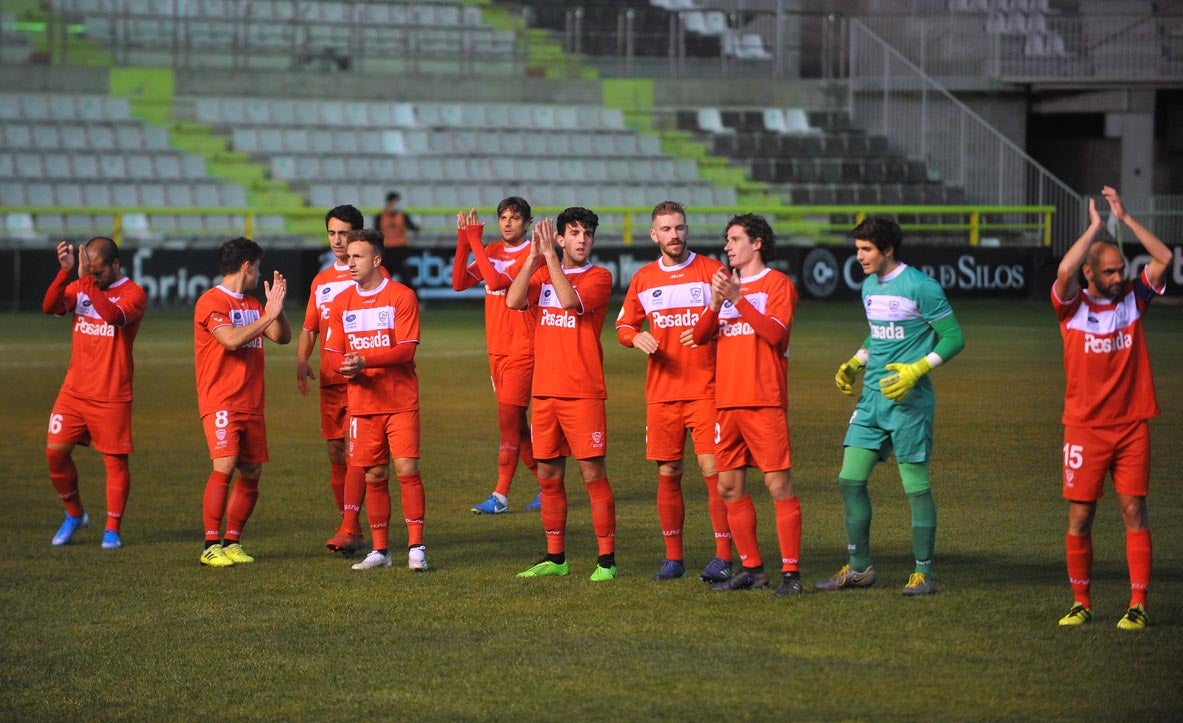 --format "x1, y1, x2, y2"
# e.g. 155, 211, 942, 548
907, 488, 937, 575
838, 478, 872, 571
